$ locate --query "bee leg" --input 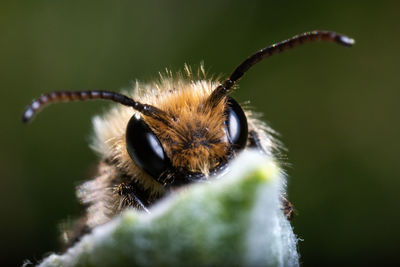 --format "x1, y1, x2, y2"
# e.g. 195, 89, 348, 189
281, 196, 294, 220
117, 183, 150, 213
248, 130, 263, 150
